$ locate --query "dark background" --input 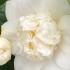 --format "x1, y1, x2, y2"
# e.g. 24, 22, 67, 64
0, 0, 15, 70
